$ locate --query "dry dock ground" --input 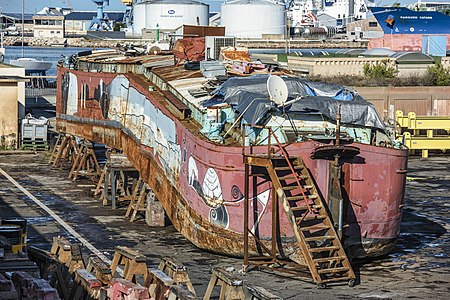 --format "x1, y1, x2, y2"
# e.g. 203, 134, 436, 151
0, 153, 449, 299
